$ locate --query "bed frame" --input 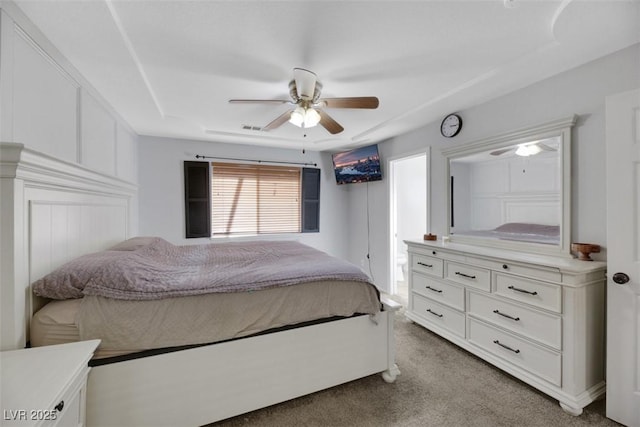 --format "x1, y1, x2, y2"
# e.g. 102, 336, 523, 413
87, 301, 399, 426
1, 142, 400, 426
